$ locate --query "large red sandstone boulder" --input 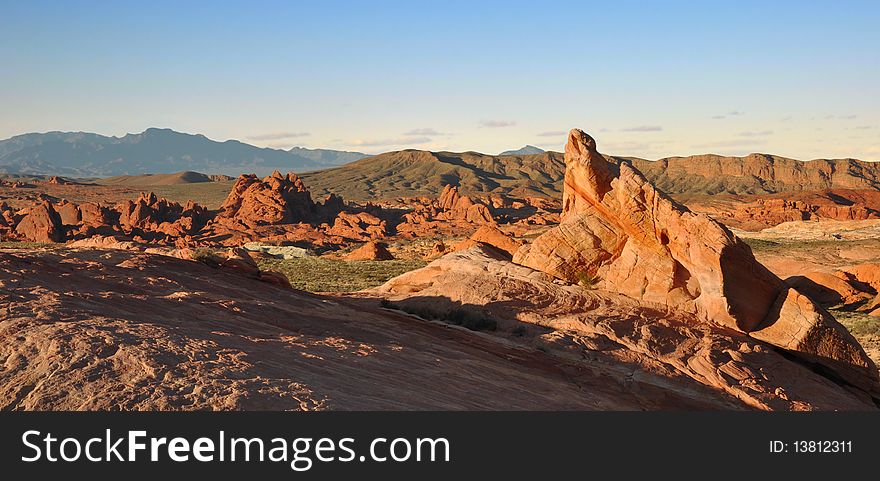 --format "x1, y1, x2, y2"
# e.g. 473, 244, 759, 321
346, 241, 394, 261
14, 202, 64, 243
751, 288, 877, 391
513, 128, 878, 395
453, 225, 523, 258
423, 241, 447, 260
